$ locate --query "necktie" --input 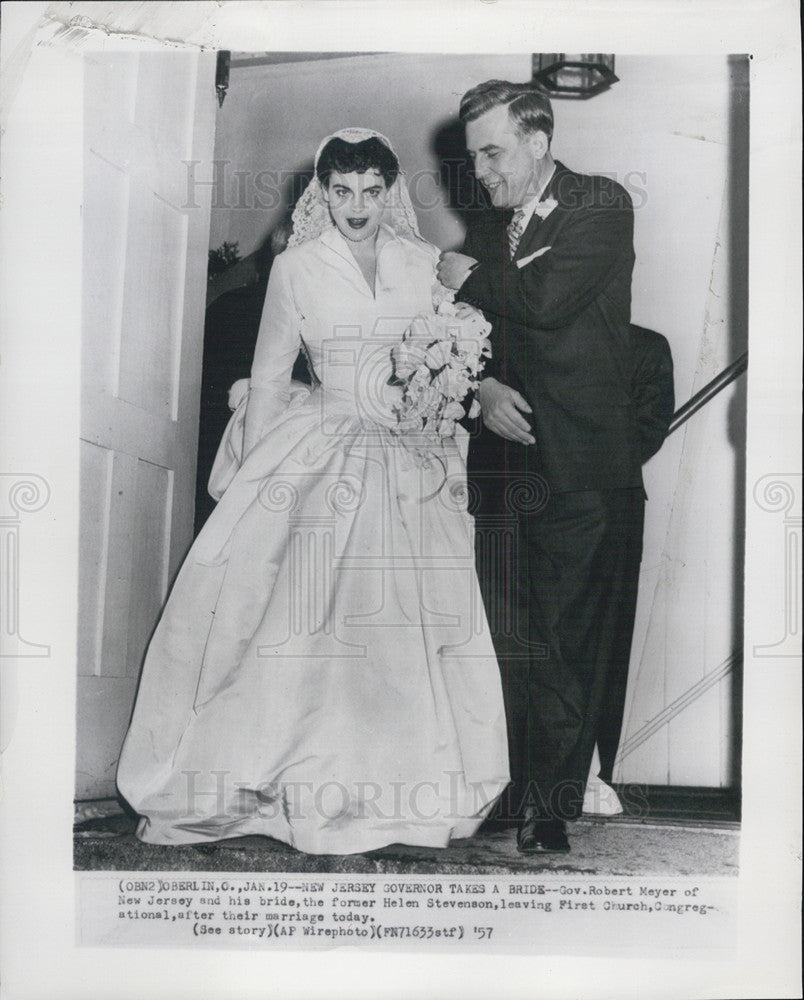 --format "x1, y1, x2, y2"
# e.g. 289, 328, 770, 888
507, 208, 526, 260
